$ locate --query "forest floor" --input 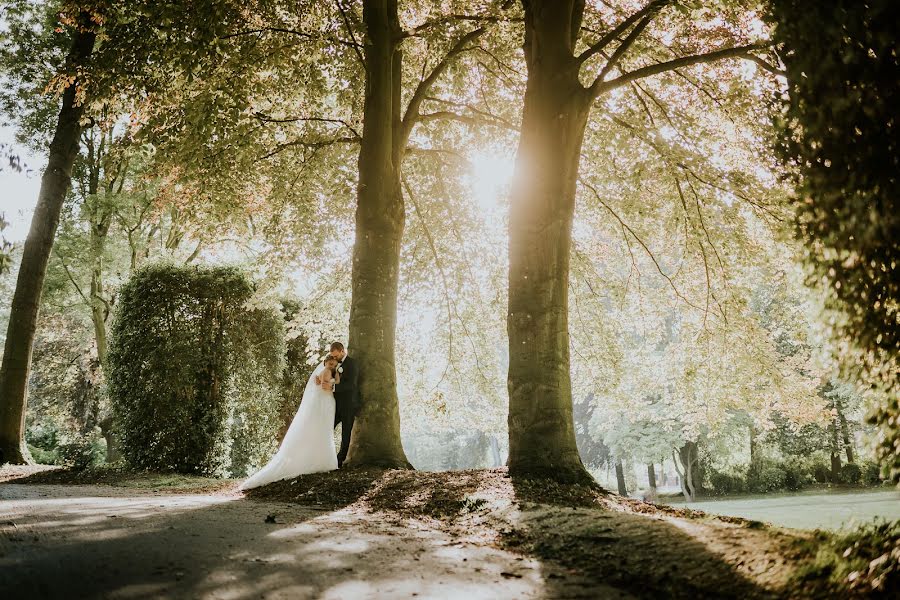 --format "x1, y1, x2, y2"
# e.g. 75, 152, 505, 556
1, 465, 897, 599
